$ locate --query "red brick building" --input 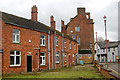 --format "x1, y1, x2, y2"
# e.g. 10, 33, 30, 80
61, 8, 95, 64
0, 5, 77, 75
